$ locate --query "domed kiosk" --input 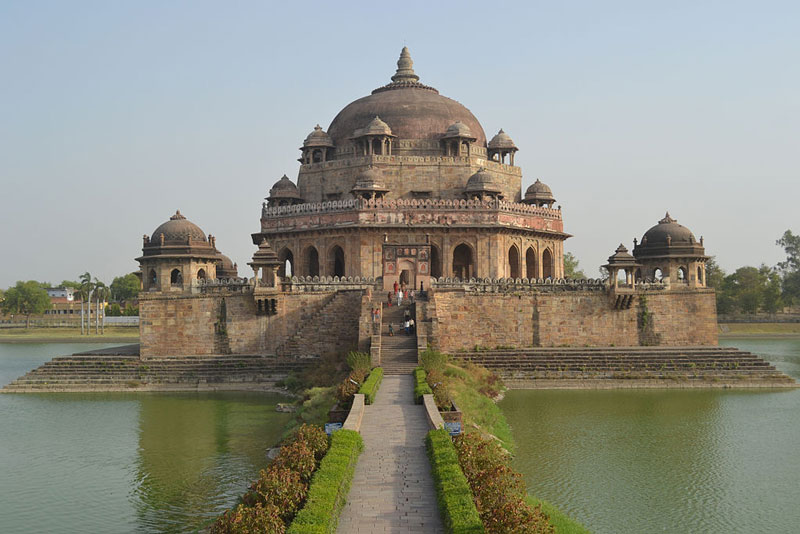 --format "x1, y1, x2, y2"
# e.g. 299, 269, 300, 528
137, 210, 228, 292
632, 212, 708, 287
